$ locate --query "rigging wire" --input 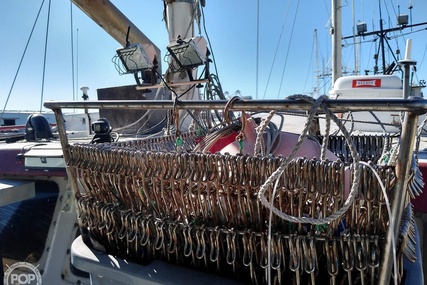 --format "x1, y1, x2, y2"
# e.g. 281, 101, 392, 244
256, 0, 259, 99
187, 0, 199, 38
262, 0, 292, 99
390, 2, 402, 62
76, 28, 79, 102
352, 0, 358, 75
70, 1, 76, 102
364, 39, 376, 73
420, 39, 427, 70
39, 0, 52, 112
276, 0, 301, 99
199, 3, 220, 82
302, 30, 316, 96
0, 0, 46, 122
323, 0, 331, 20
